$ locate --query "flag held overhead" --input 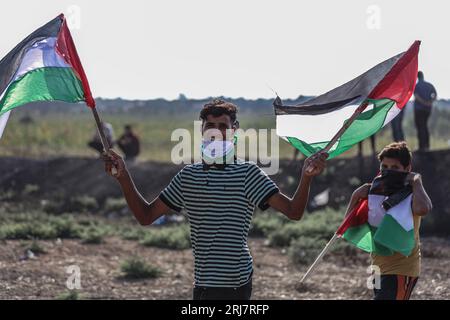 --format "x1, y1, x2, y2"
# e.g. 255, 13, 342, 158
0, 14, 114, 170
0, 13, 95, 116
274, 41, 420, 159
